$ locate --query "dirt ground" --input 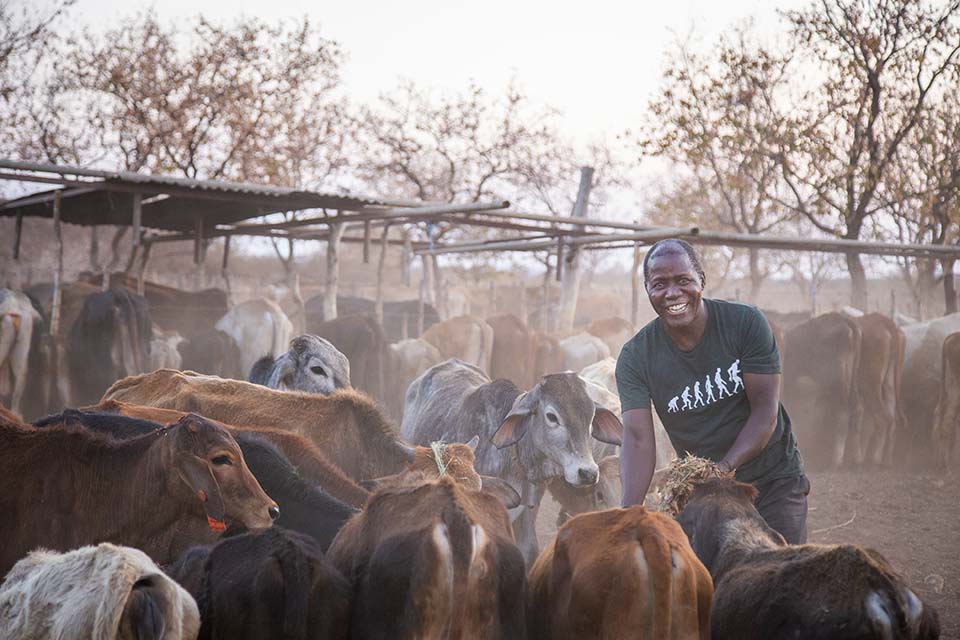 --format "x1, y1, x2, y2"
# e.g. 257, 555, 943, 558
537, 469, 960, 638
